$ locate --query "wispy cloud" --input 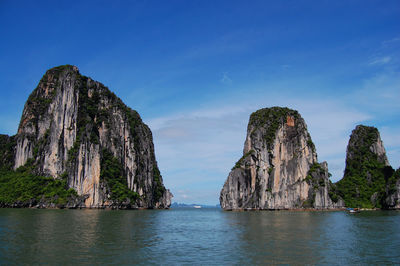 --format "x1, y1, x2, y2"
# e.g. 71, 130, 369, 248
146, 68, 400, 204
352, 71, 400, 110
368, 56, 392, 66
220, 72, 232, 84
382, 37, 400, 46
148, 90, 374, 204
